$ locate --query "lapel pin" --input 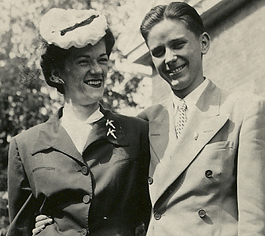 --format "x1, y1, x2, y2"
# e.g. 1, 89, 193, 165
106, 119, 116, 129
107, 128, 117, 139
